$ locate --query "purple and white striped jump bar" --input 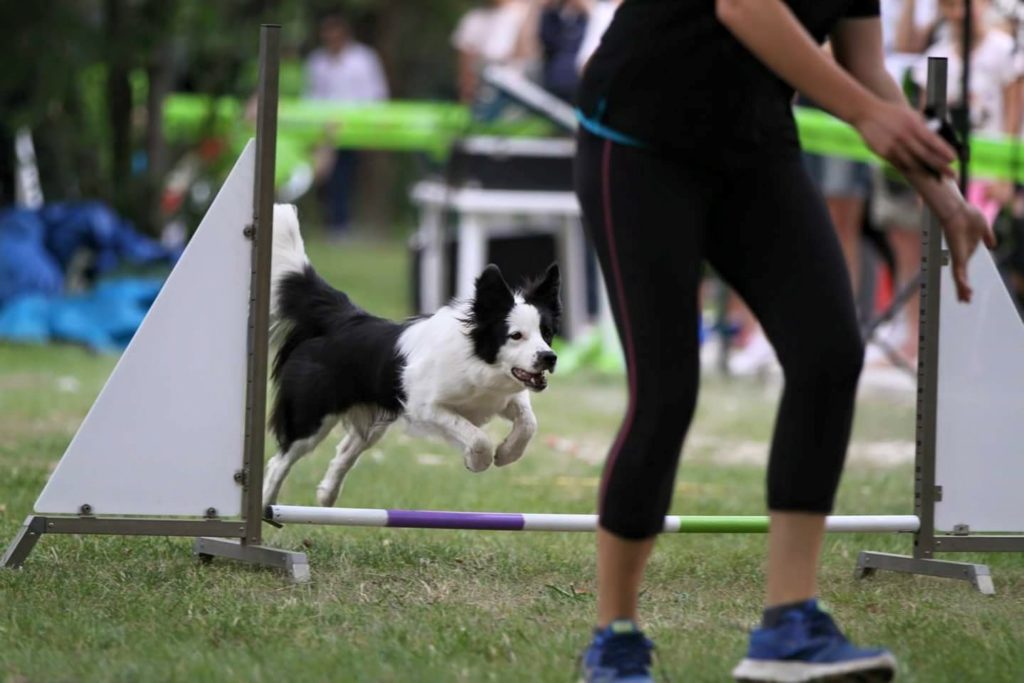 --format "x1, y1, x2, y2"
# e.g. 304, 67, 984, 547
266, 505, 920, 534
